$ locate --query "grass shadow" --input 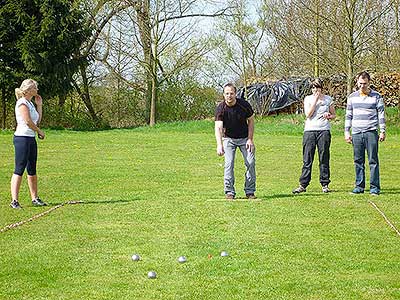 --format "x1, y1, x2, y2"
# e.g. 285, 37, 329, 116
380, 188, 400, 195
205, 193, 324, 202
47, 198, 142, 206
206, 192, 327, 202
82, 198, 142, 205
258, 192, 325, 201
